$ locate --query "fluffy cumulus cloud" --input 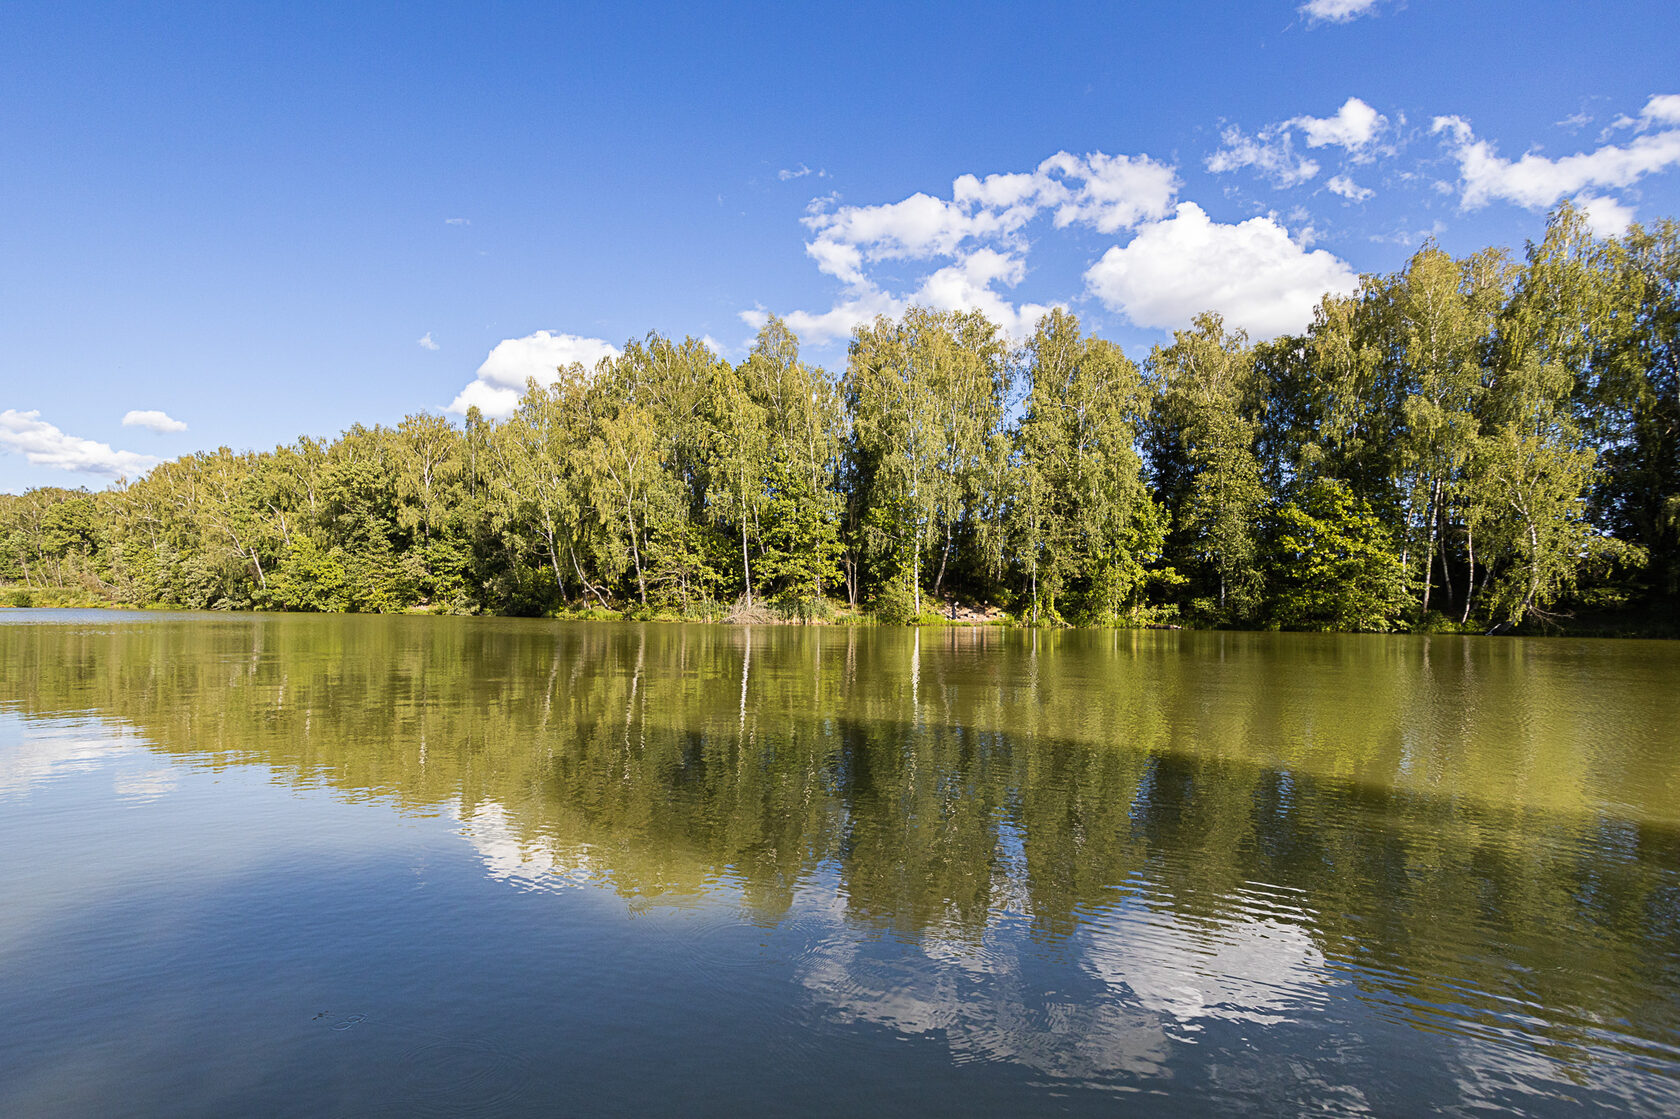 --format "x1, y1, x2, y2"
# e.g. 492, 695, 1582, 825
1208, 98, 1389, 187
1083, 203, 1359, 338
801, 151, 1178, 280
1300, 0, 1381, 23
1574, 194, 1638, 238
761, 151, 1179, 343
447, 331, 621, 419
779, 286, 905, 347
0, 410, 162, 478
911, 248, 1056, 339
418, 332, 440, 351
756, 141, 1373, 344
121, 409, 187, 433
1290, 98, 1387, 154
1434, 95, 1680, 222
